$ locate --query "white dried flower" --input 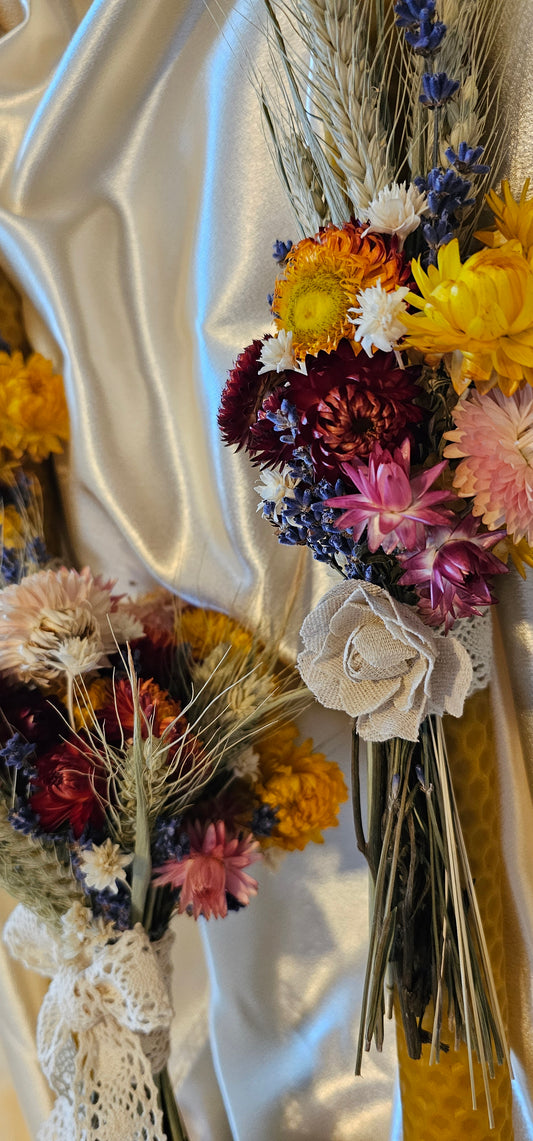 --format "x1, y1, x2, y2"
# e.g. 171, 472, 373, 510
60, 901, 114, 962
254, 465, 297, 522
79, 839, 133, 894
258, 330, 304, 375
298, 580, 472, 742
365, 181, 427, 246
348, 282, 410, 356
232, 745, 261, 781
0, 567, 143, 689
